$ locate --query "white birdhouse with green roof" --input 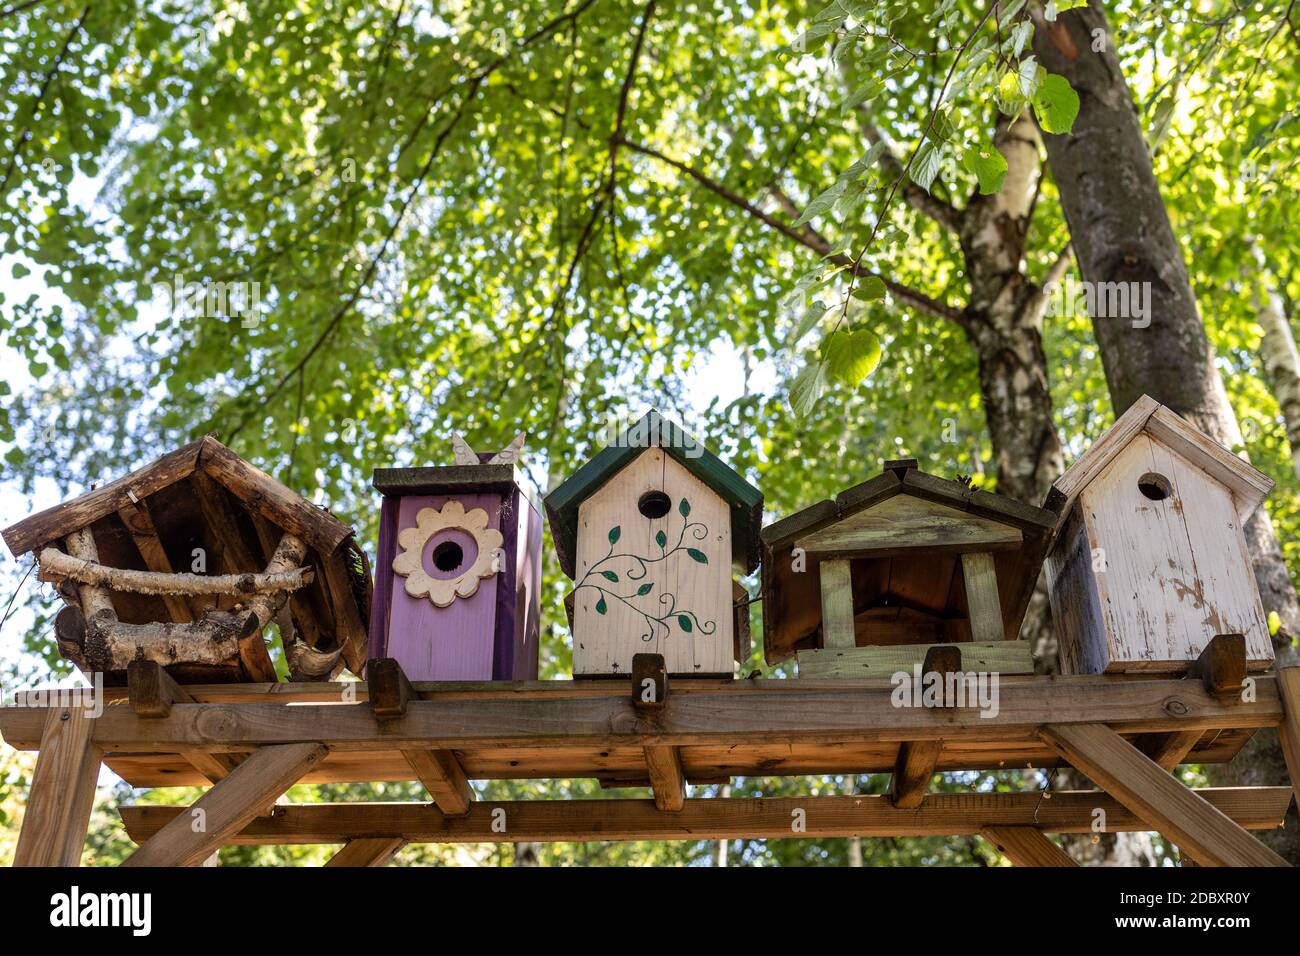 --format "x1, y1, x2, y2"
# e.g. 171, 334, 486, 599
545, 412, 763, 678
